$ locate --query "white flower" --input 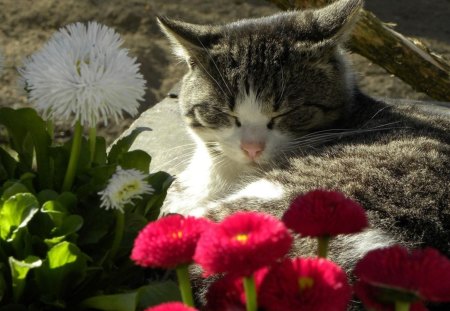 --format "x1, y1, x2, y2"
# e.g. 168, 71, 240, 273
99, 166, 154, 212
20, 22, 146, 127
